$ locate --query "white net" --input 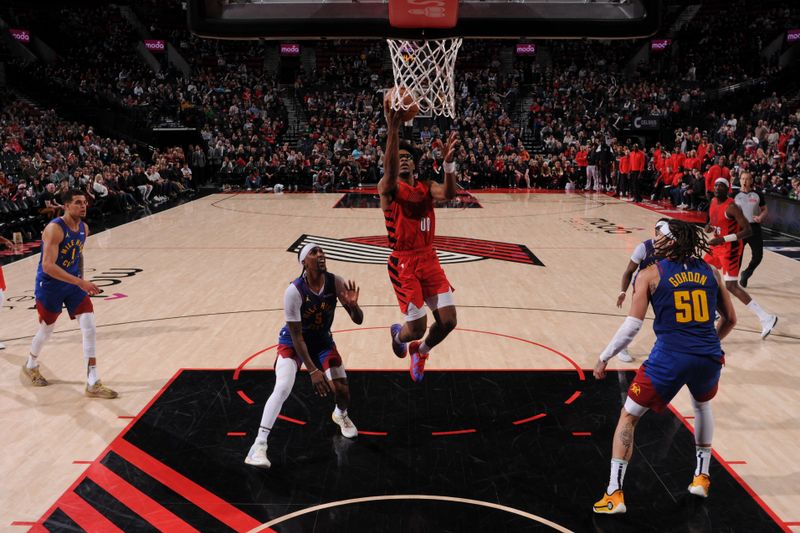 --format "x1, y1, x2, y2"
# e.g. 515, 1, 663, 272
386, 38, 463, 119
